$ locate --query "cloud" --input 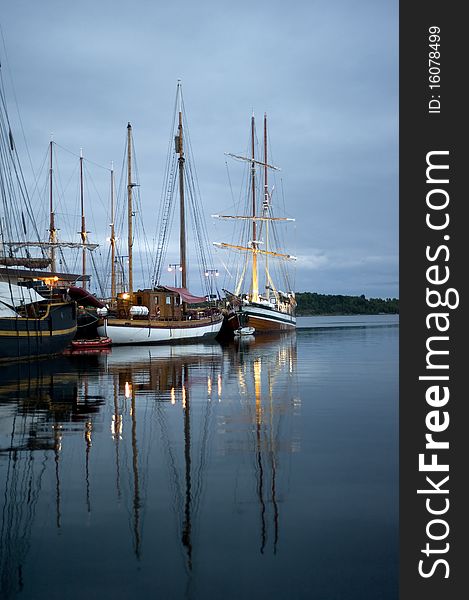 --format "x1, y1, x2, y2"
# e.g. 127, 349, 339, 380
1, 0, 398, 298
